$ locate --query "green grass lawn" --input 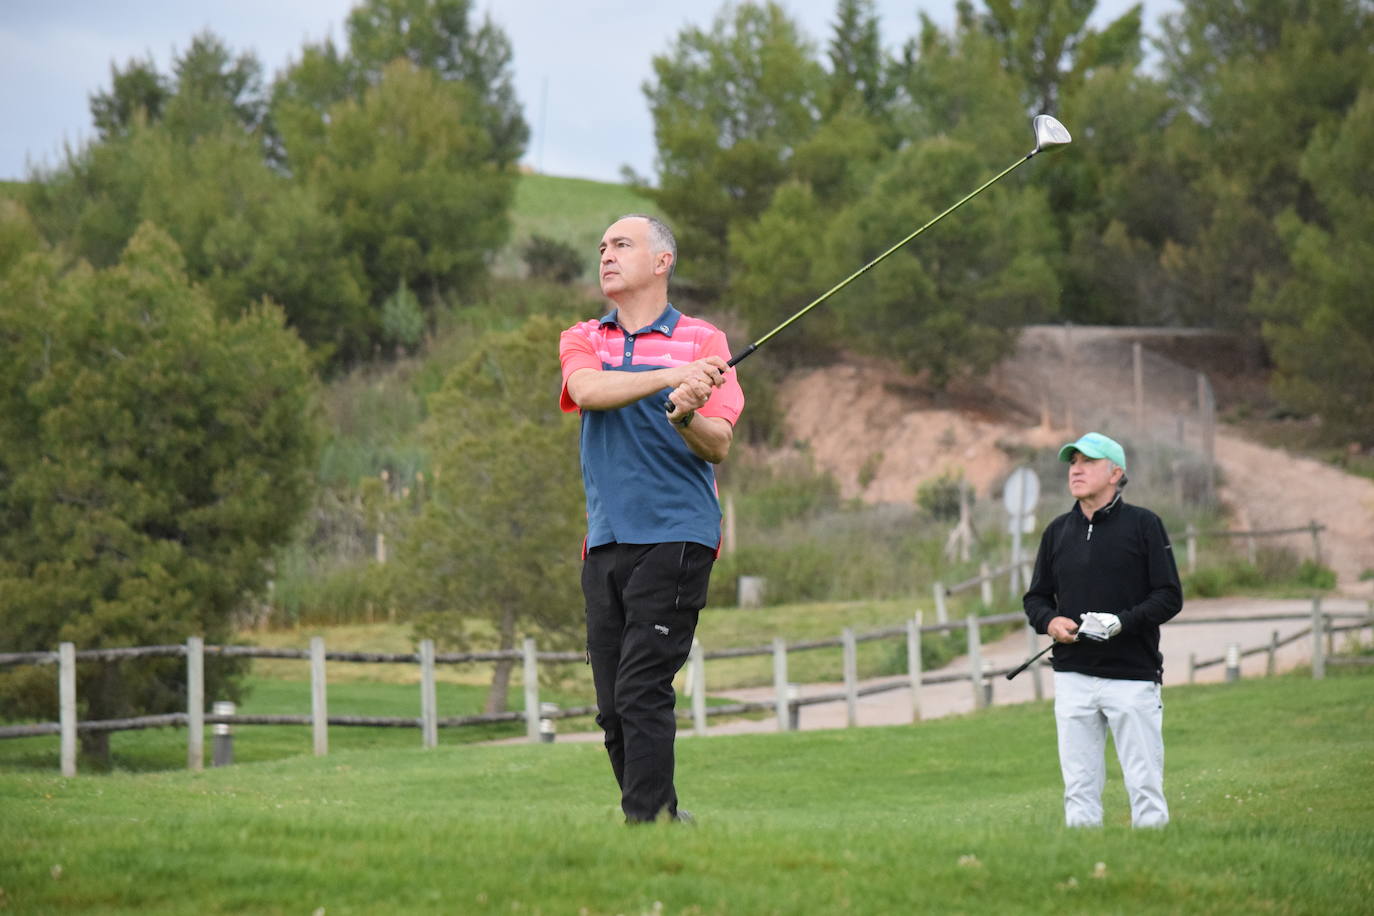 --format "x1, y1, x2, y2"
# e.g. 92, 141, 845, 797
2, 669, 1370, 914
493, 172, 654, 281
